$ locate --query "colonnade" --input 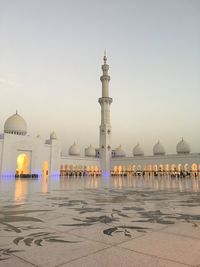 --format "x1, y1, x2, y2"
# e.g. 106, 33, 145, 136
111, 163, 200, 177
60, 164, 101, 177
